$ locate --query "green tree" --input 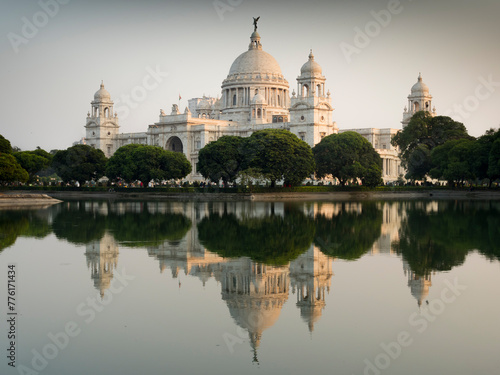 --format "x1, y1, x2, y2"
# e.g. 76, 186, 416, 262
106, 144, 191, 185
430, 139, 475, 186
198, 136, 245, 185
0, 134, 13, 154
488, 138, 500, 182
391, 111, 471, 180
313, 131, 382, 186
52, 145, 107, 185
0, 154, 29, 184
14, 150, 52, 183
198, 204, 315, 265
314, 202, 382, 260
242, 129, 315, 187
